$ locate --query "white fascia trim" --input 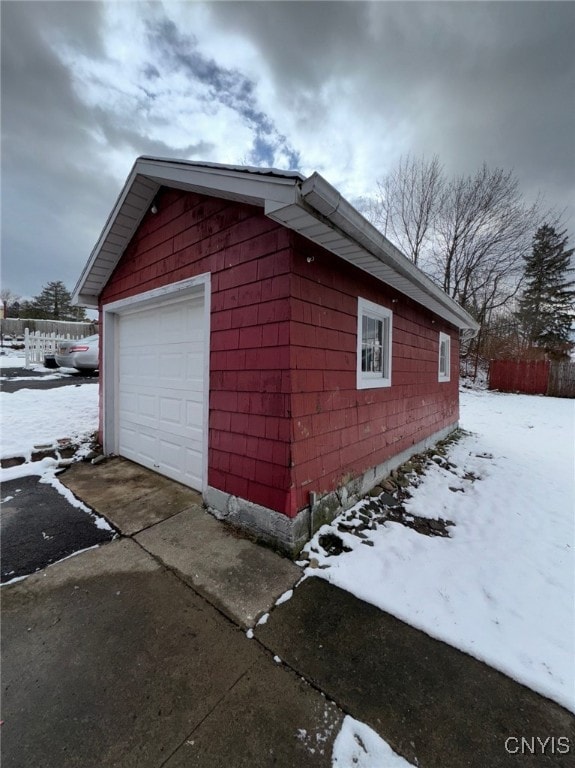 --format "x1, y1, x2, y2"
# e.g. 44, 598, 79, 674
299, 174, 480, 333
137, 158, 301, 205
101, 272, 211, 492
73, 158, 301, 306
72, 161, 154, 305
137, 155, 305, 181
